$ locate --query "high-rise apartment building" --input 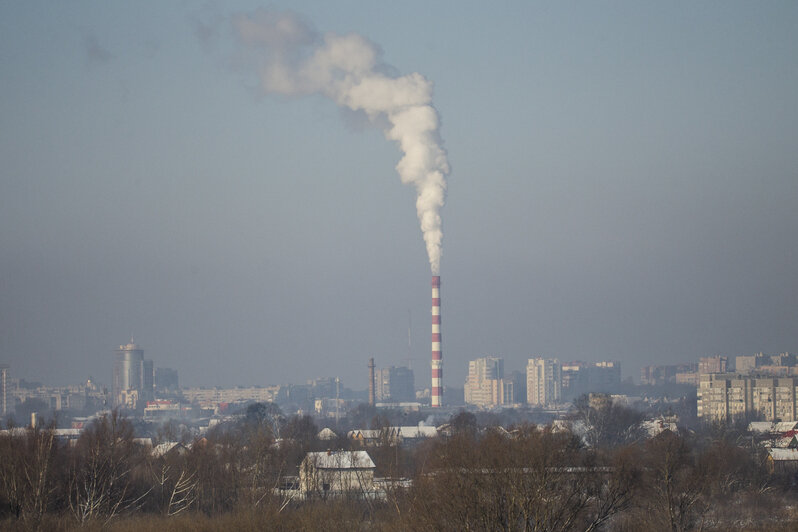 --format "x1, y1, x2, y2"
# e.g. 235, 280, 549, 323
526, 357, 562, 406
464, 356, 509, 407
113, 339, 154, 409
375, 366, 415, 402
